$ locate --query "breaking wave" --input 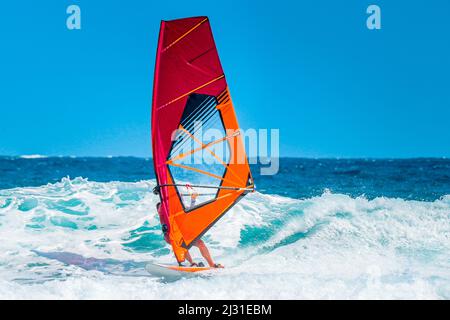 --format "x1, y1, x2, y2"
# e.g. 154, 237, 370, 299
0, 178, 449, 299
